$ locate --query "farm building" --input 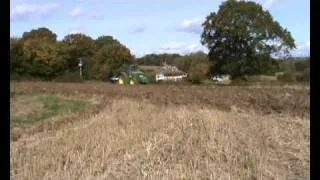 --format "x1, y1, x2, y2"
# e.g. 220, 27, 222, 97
155, 64, 187, 82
